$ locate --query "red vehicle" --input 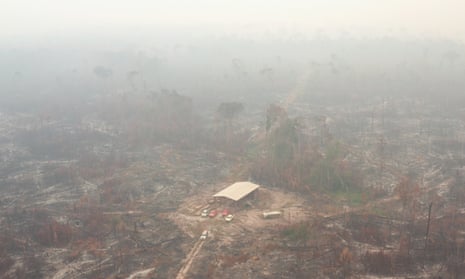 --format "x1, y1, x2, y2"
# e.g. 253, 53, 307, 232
208, 210, 218, 218
222, 209, 229, 217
